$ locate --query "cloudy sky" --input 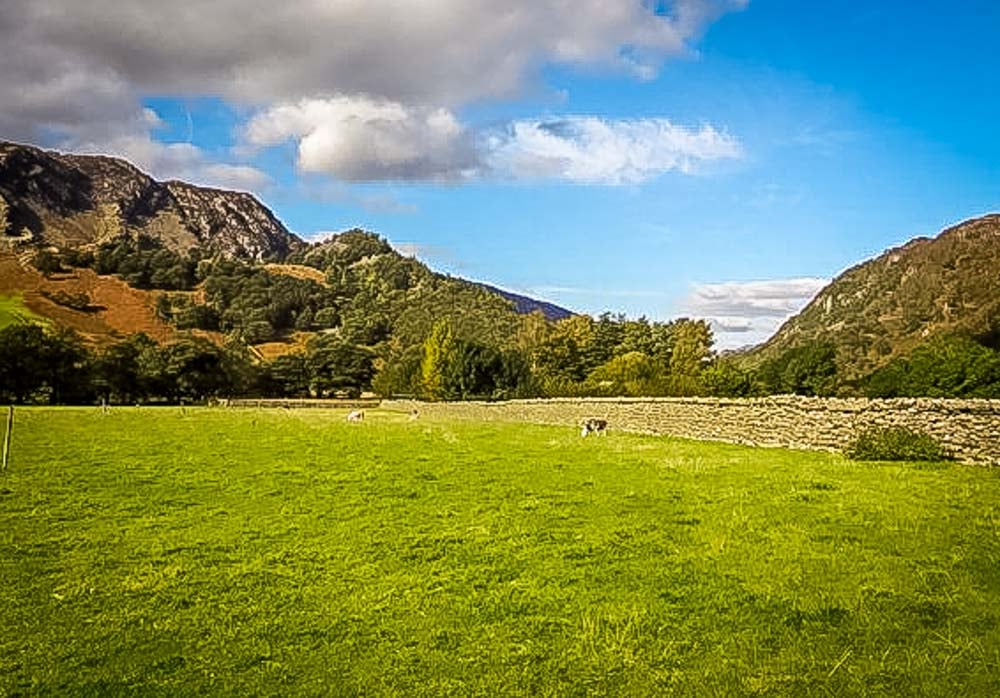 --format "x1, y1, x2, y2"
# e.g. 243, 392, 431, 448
3, 0, 998, 348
